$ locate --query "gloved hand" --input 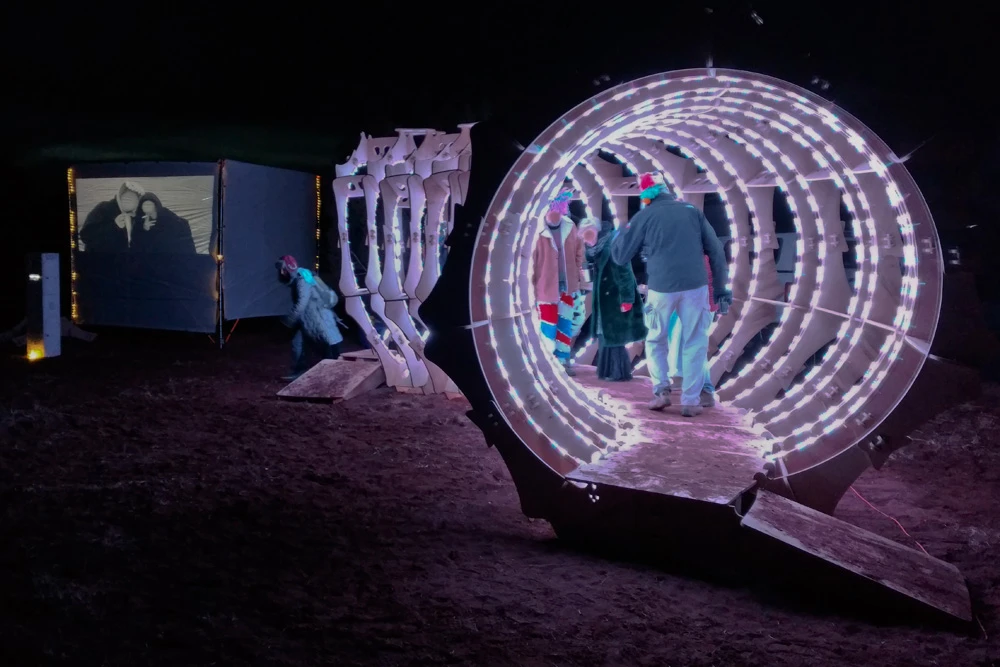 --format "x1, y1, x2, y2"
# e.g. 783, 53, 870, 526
715, 289, 733, 315
621, 303, 632, 313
